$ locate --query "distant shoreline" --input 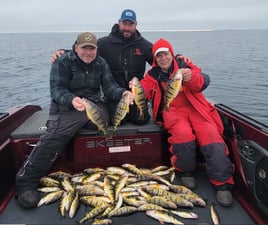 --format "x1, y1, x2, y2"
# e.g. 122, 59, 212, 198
0, 28, 267, 34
